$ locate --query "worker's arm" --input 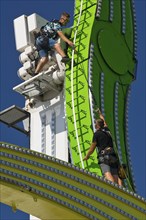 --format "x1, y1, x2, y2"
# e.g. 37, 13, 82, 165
57, 31, 74, 47
83, 142, 97, 160
97, 108, 107, 127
